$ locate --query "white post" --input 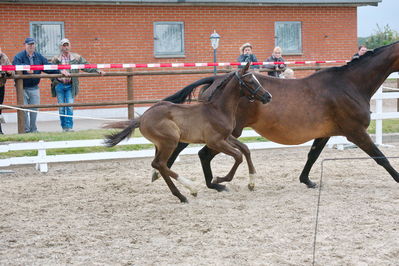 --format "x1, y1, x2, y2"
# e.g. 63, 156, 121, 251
375, 86, 383, 145
35, 140, 48, 172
